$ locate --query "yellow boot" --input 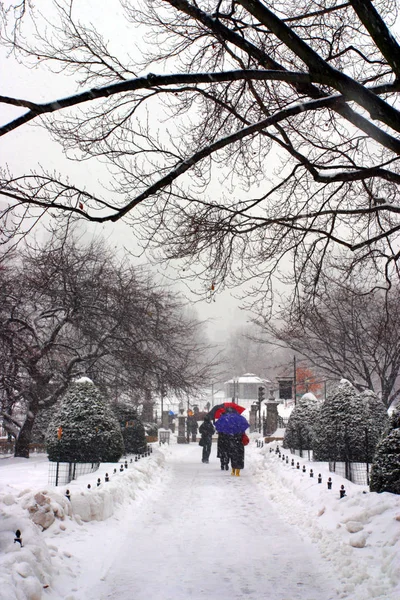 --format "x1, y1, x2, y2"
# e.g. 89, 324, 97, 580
235, 469, 240, 476
231, 468, 235, 476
